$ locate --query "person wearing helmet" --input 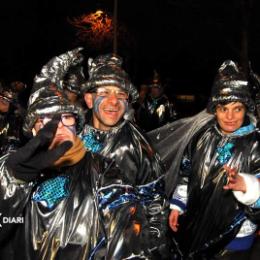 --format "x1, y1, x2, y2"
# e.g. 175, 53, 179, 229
80, 53, 171, 258
0, 81, 24, 156
0, 49, 156, 259
63, 65, 86, 106
160, 60, 260, 259
136, 70, 177, 132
